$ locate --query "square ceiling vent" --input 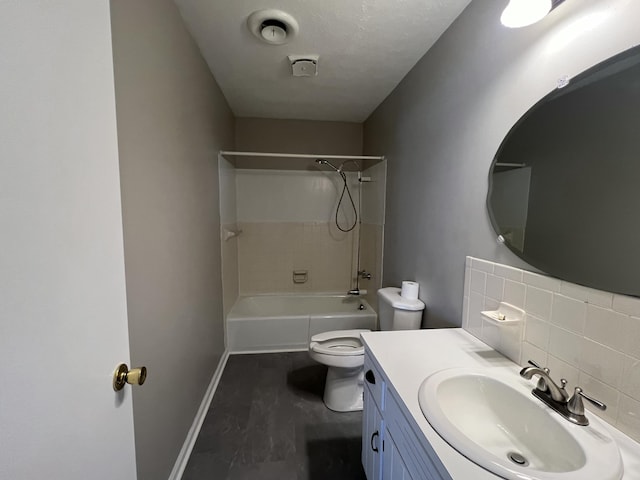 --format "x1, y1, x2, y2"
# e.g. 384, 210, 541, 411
288, 55, 318, 77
